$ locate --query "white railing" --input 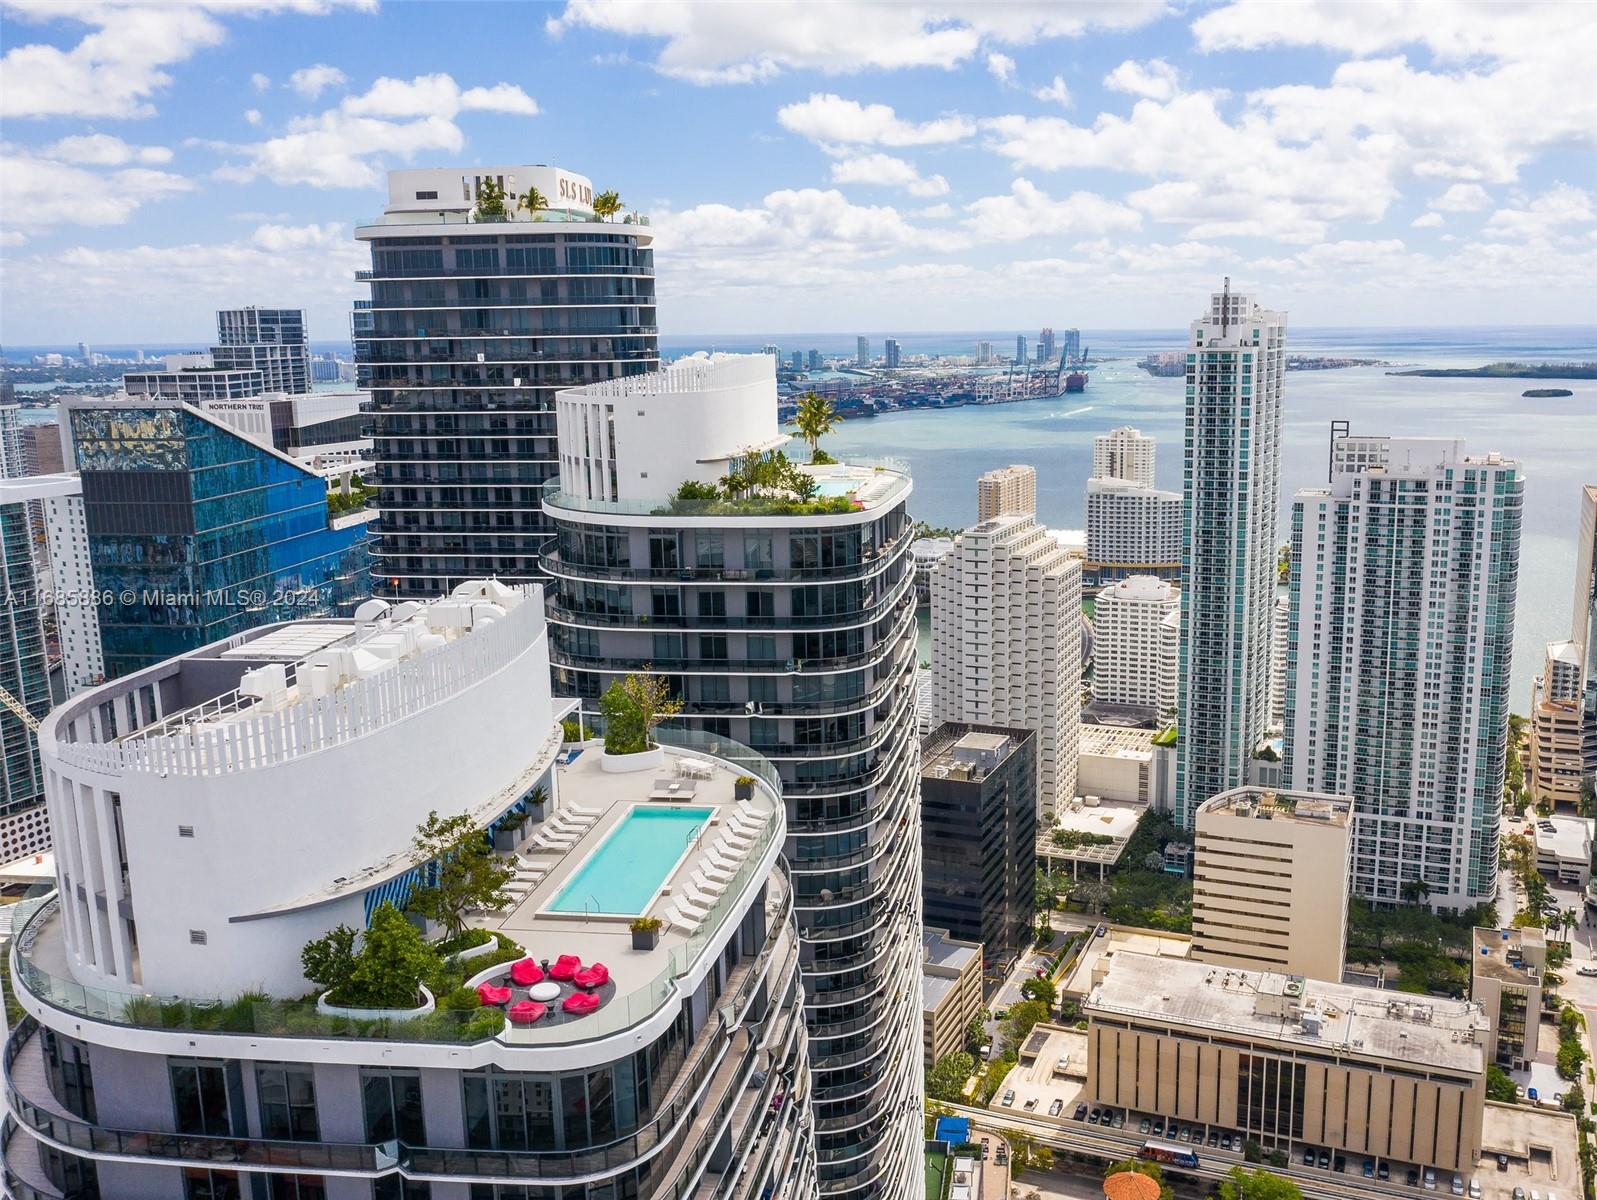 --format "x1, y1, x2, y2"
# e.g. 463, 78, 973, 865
55, 596, 544, 778
564, 353, 773, 400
